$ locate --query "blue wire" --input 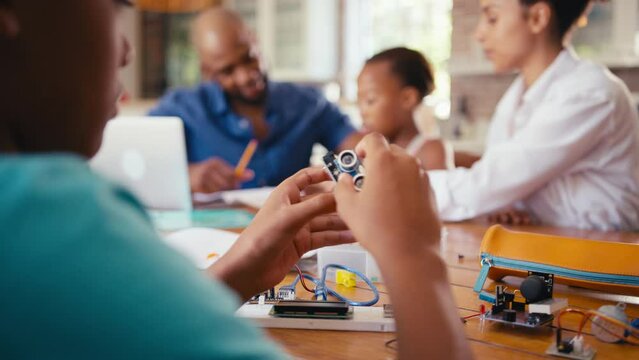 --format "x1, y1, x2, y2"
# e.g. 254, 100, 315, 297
290, 264, 380, 306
